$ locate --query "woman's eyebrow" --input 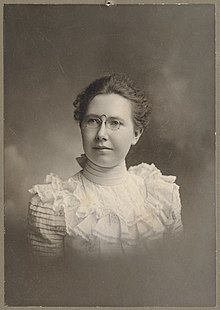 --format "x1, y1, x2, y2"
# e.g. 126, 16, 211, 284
108, 116, 125, 122
85, 114, 100, 118
85, 114, 125, 121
